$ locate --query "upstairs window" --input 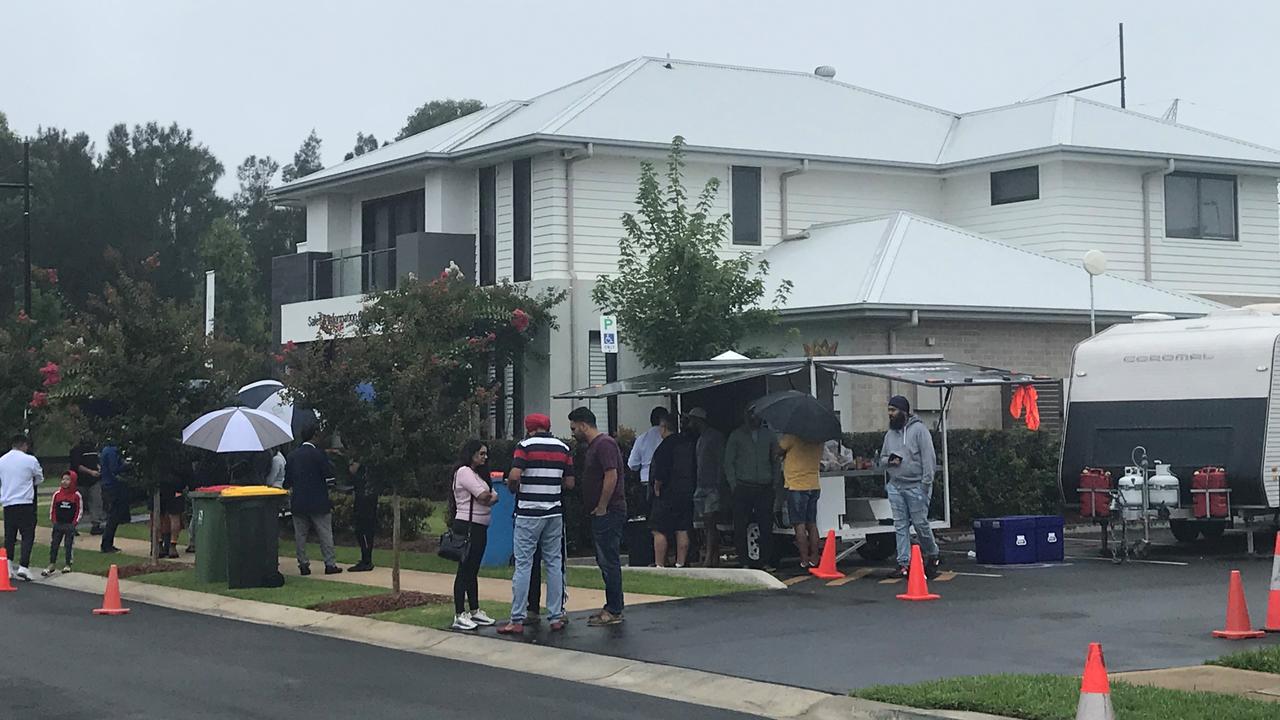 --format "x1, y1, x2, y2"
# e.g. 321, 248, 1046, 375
478, 166, 496, 285
731, 166, 762, 246
513, 158, 532, 282
990, 166, 1039, 205
1165, 172, 1237, 241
